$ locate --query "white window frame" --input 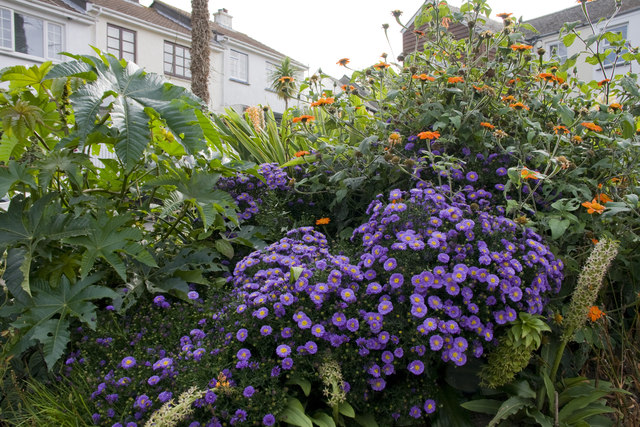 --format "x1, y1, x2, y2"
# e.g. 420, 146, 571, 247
0, 7, 65, 60
107, 23, 136, 63
230, 49, 248, 83
601, 23, 627, 67
546, 41, 567, 63
163, 40, 191, 80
